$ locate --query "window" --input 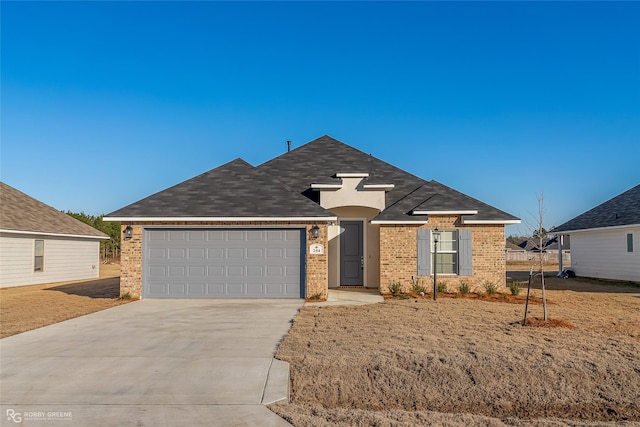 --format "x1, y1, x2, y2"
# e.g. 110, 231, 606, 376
417, 228, 472, 276
34, 240, 44, 272
627, 233, 634, 253
432, 230, 458, 274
